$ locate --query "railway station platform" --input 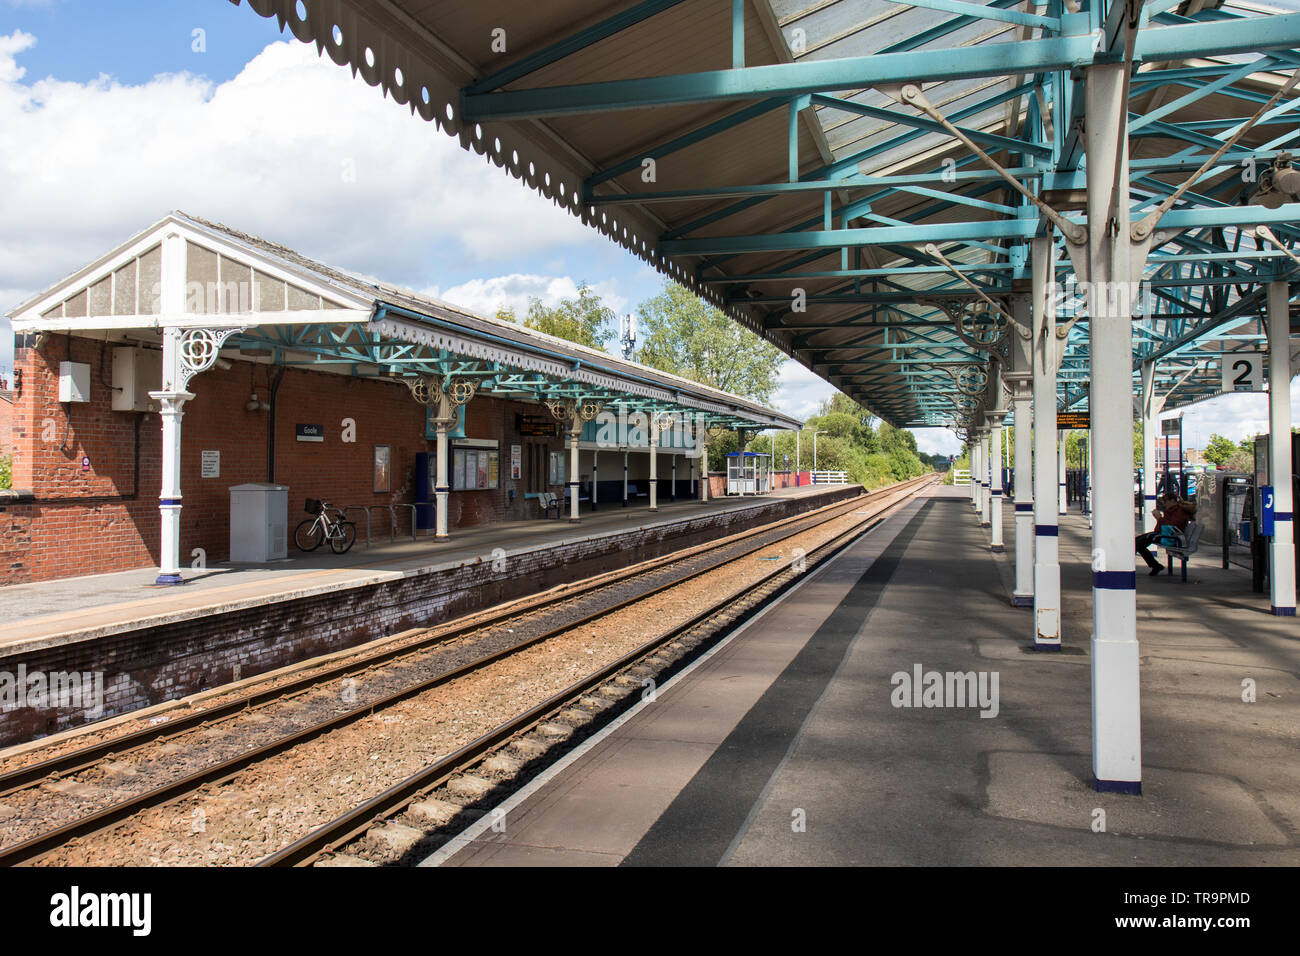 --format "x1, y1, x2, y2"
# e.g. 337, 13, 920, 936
0, 483, 856, 746
431, 484, 1300, 867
